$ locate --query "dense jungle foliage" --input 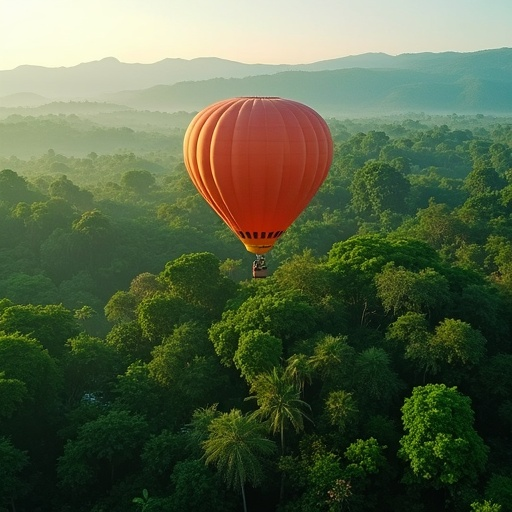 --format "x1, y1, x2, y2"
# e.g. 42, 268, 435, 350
1, 112, 512, 511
